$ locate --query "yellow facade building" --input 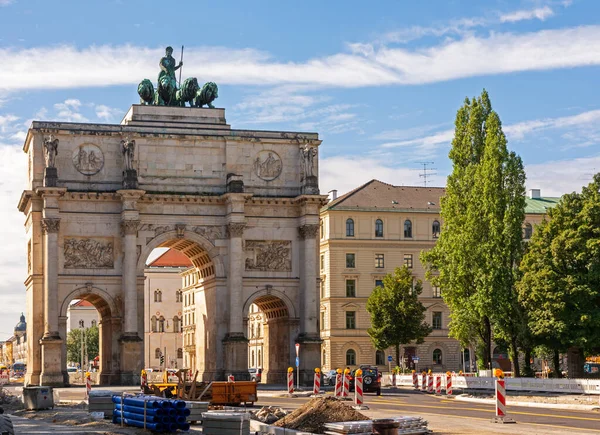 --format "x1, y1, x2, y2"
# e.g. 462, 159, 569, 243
319, 180, 558, 373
